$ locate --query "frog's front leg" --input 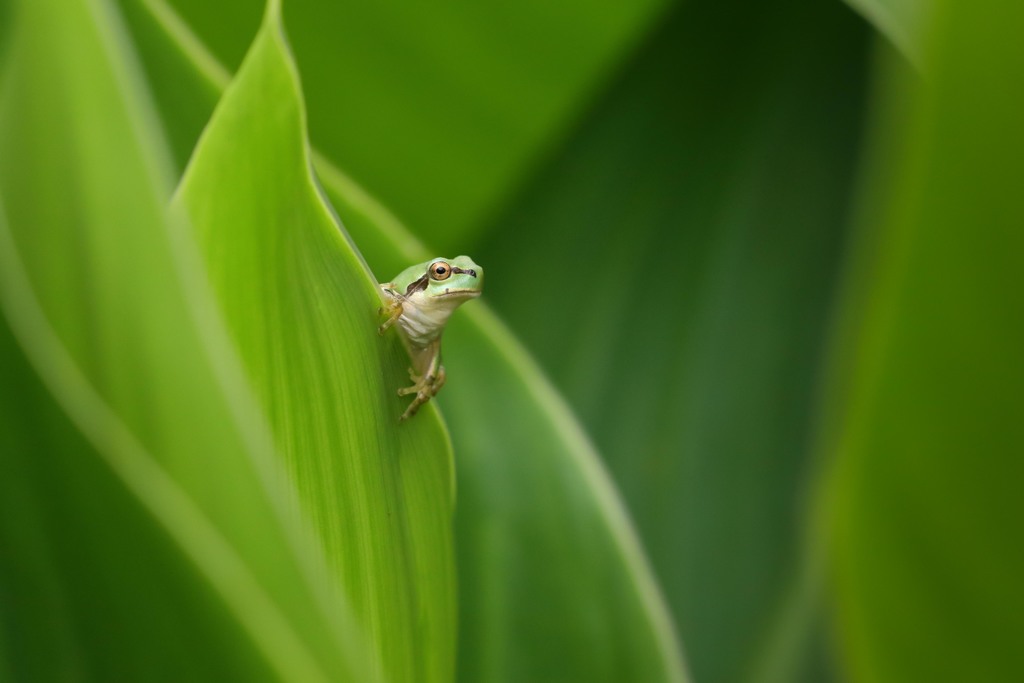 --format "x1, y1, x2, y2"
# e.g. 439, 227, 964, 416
377, 286, 404, 335
398, 340, 445, 420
